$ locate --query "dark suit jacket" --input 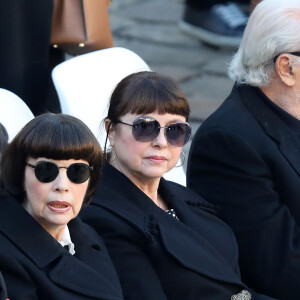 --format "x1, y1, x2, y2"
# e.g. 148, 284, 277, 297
0, 272, 8, 300
0, 0, 62, 115
80, 164, 271, 300
187, 83, 300, 299
0, 193, 123, 300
